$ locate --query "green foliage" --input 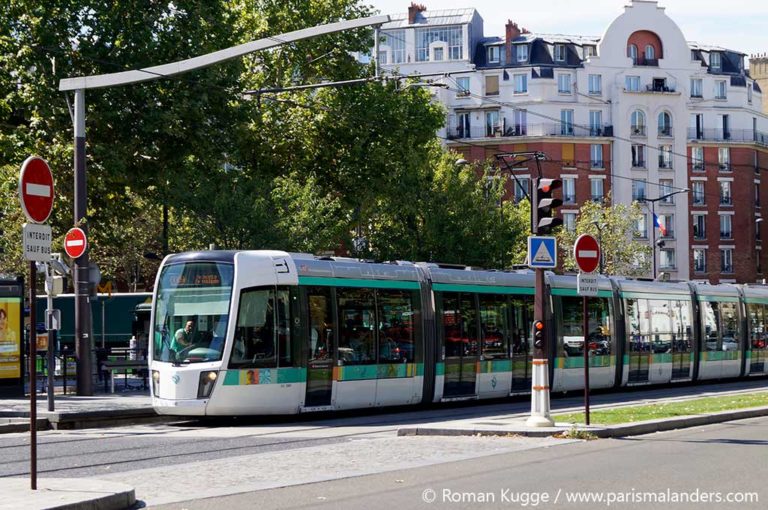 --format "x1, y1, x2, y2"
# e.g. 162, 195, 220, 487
556, 195, 651, 276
